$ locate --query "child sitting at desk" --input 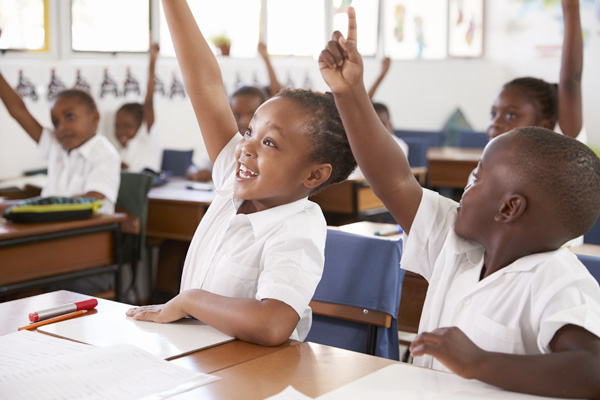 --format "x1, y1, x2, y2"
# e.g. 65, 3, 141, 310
319, 7, 600, 398
114, 41, 163, 173
0, 70, 120, 214
127, 0, 356, 346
